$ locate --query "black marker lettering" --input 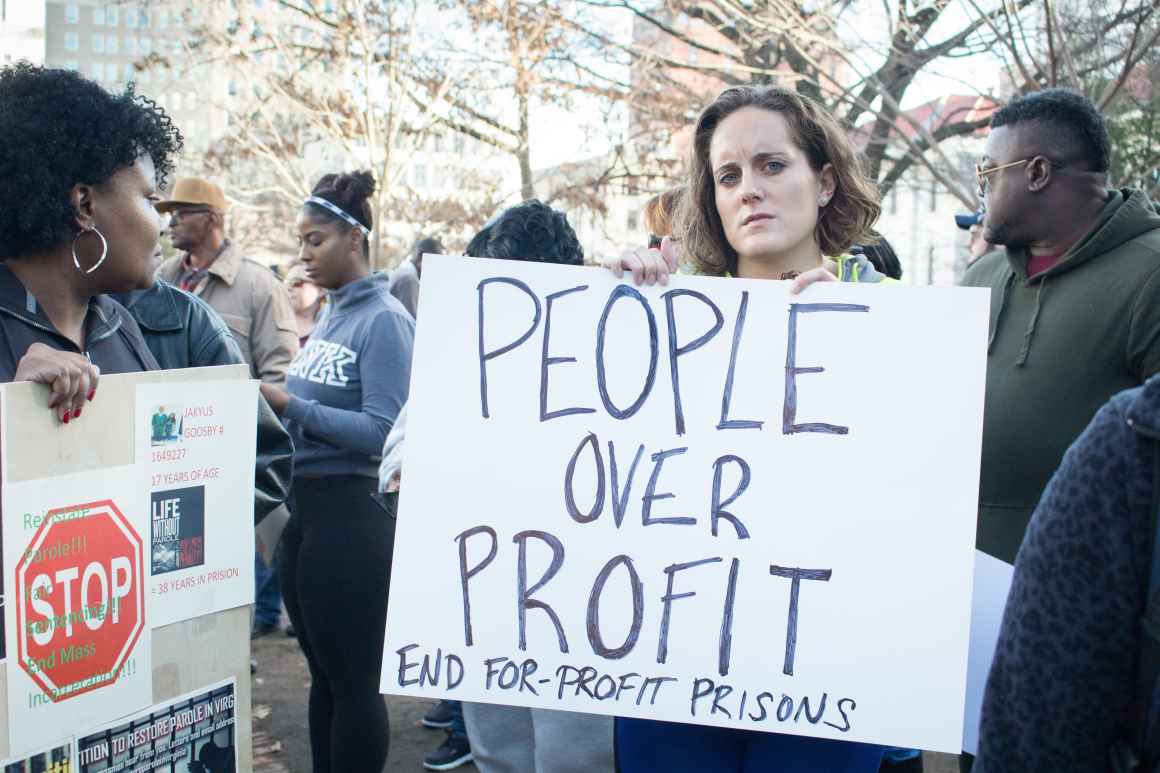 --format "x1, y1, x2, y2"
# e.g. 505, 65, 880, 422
564, 433, 605, 524
515, 530, 569, 653
691, 677, 715, 716
396, 643, 421, 687
749, 691, 775, 722
477, 277, 542, 418
663, 289, 724, 435
586, 554, 644, 659
718, 291, 763, 431
609, 441, 645, 528
709, 455, 751, 540
719, 558, 741, 676
769, 565, 833, 676
783, 303, 869, 435
615, 673, 641, 702
446, 655, 465, 689
642, 447, 694, 526
777, 694, 794, 721
825, 698, 856, 733
711, 684, 733, 718
596, 285, 658, 419
795, 692, 826, 724
454, 526, 498, 646
540, 285, 595, 421
657, 557, 722, 663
